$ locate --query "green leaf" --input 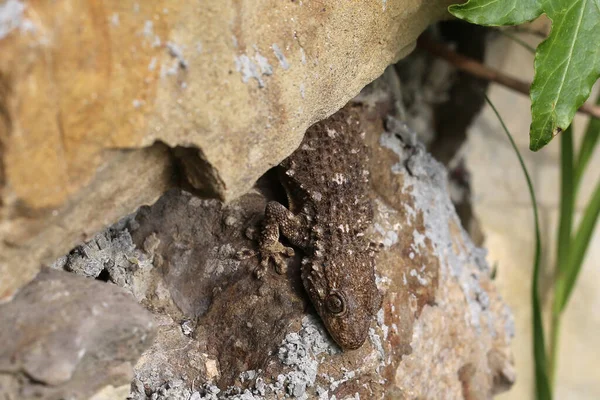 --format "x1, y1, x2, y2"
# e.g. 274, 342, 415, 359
449, 0, 542, 25
530, 0, 600, 150
560, 178, 600, 310
449, 0, 600, 151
